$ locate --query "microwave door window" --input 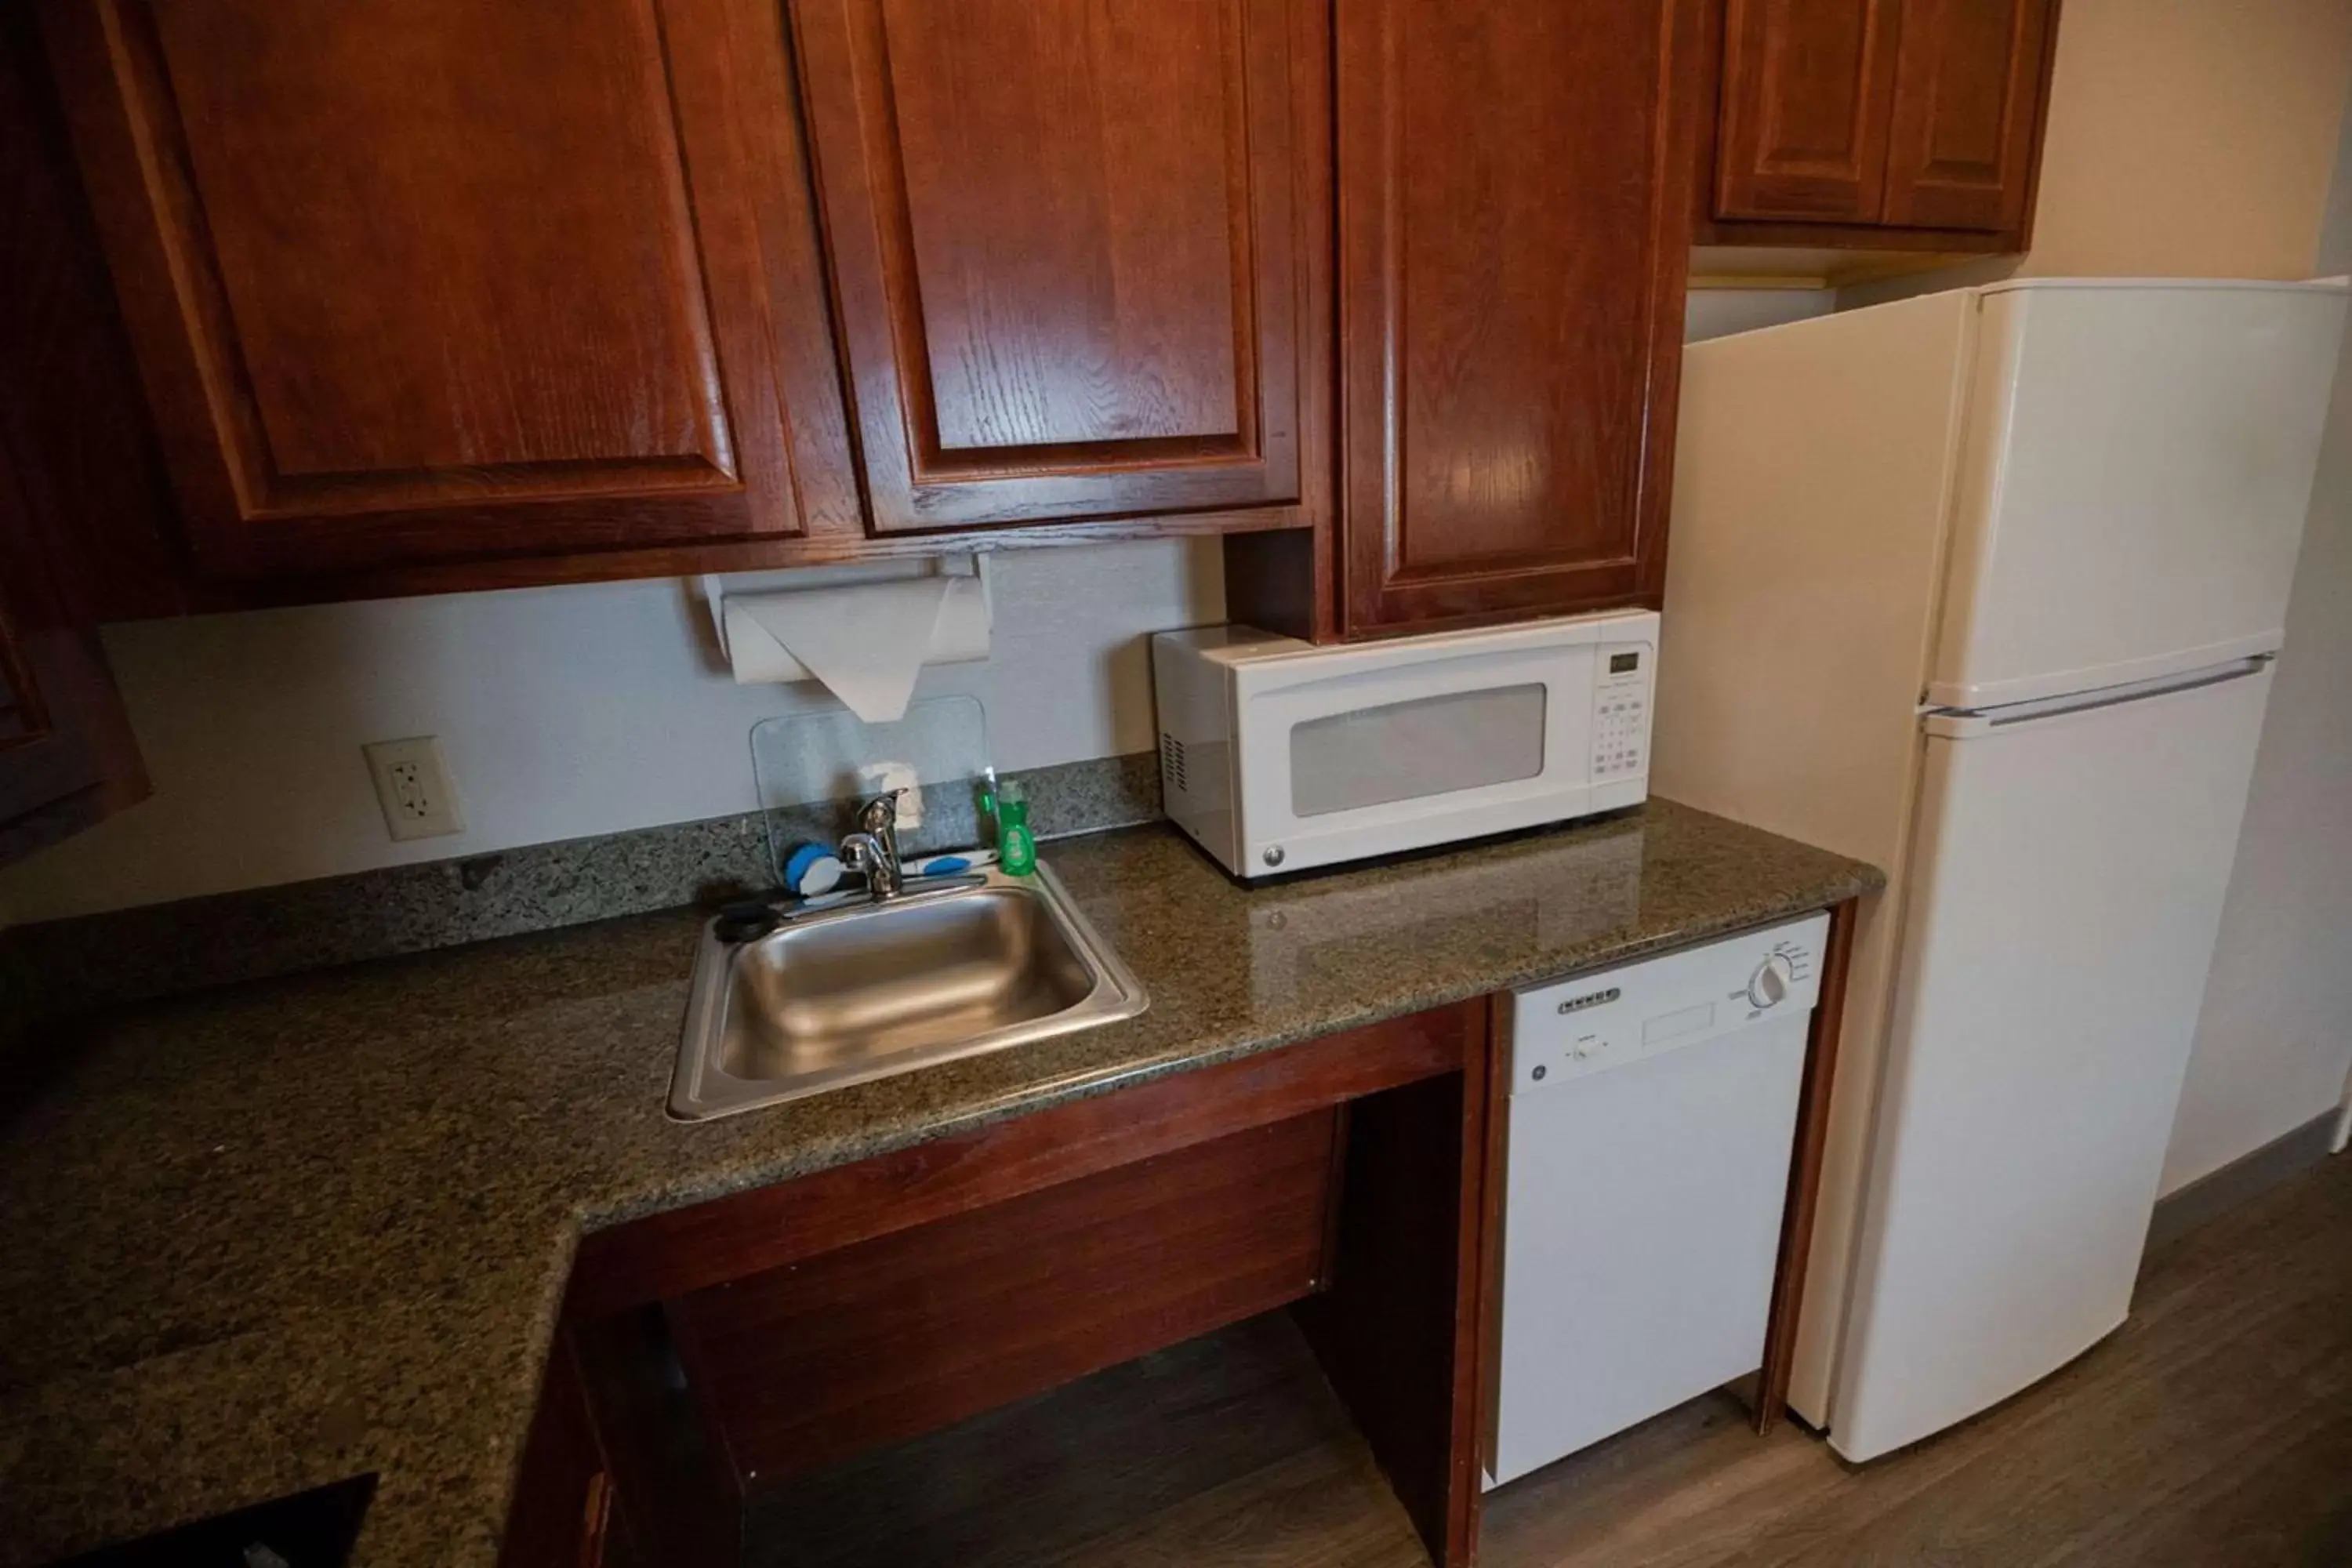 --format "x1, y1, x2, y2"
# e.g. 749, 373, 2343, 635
1290, 684, 1548, 818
